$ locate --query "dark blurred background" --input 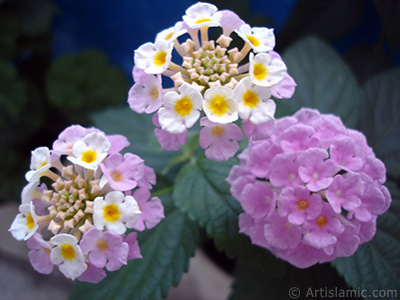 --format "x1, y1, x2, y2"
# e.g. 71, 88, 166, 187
0, 0, 398, 203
